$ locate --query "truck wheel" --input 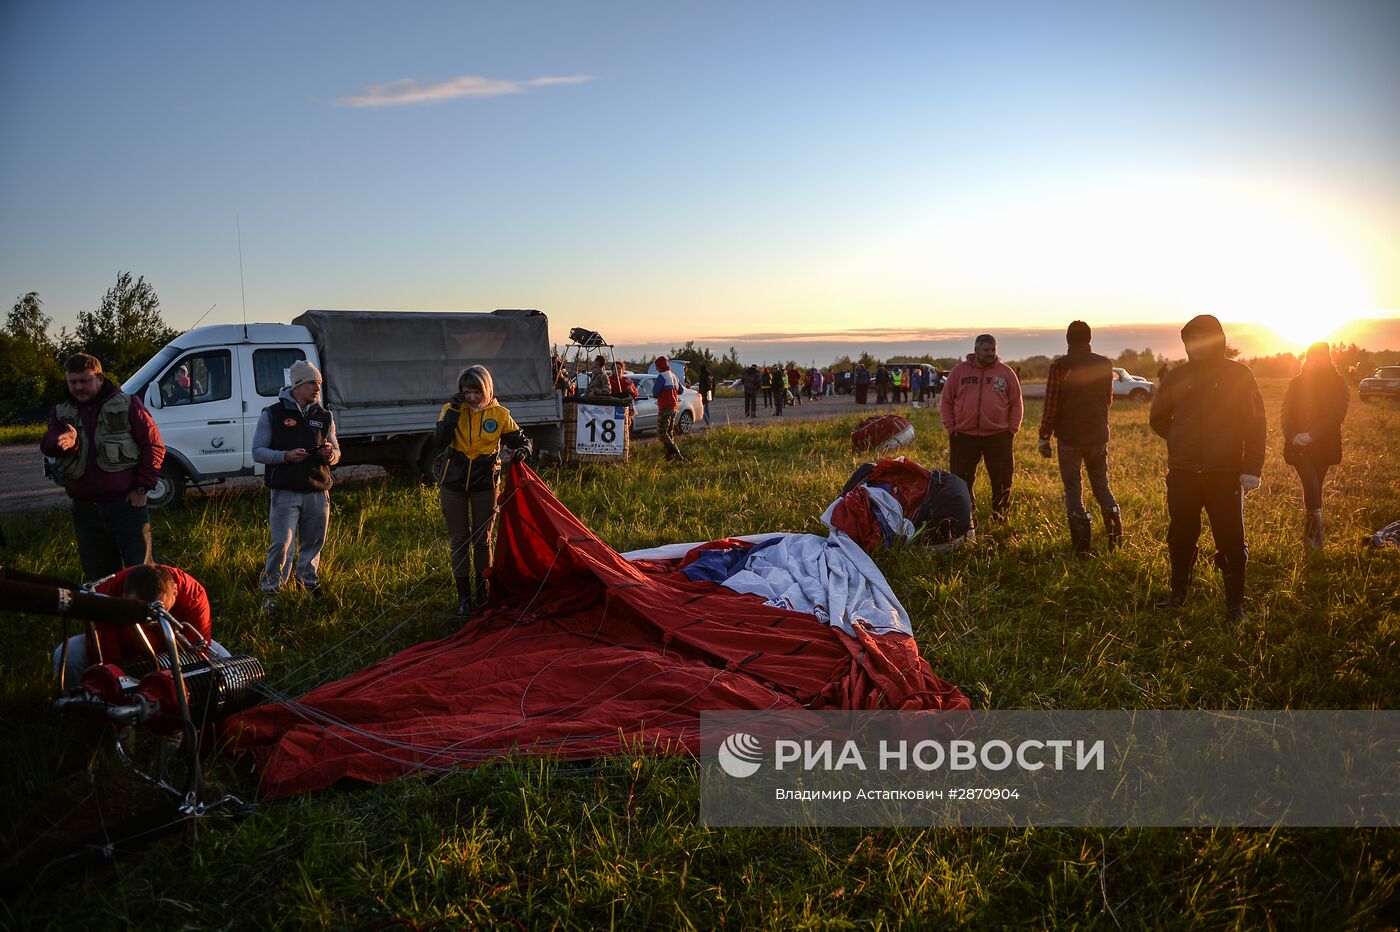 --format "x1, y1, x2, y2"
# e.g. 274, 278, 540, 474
1129, 388, 1148, 402
148, 464, 186, 510
677, 410, 695, 434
